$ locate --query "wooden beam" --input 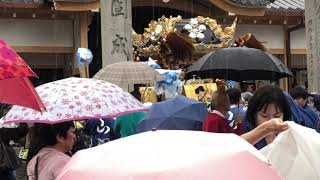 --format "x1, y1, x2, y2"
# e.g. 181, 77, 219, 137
54, 0, 100, 11
0, 7, 75, 20
265, 10, 304, 17
133, 0, 226, 17
29, 64, 65, 69
268, 48, 307, 55
0, 2, 45, 8
292, 49, 307, 54
134, 0, 266, 17
209, 0, 266, 16
12, 46, 74, 53
215, 15, 302, 25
